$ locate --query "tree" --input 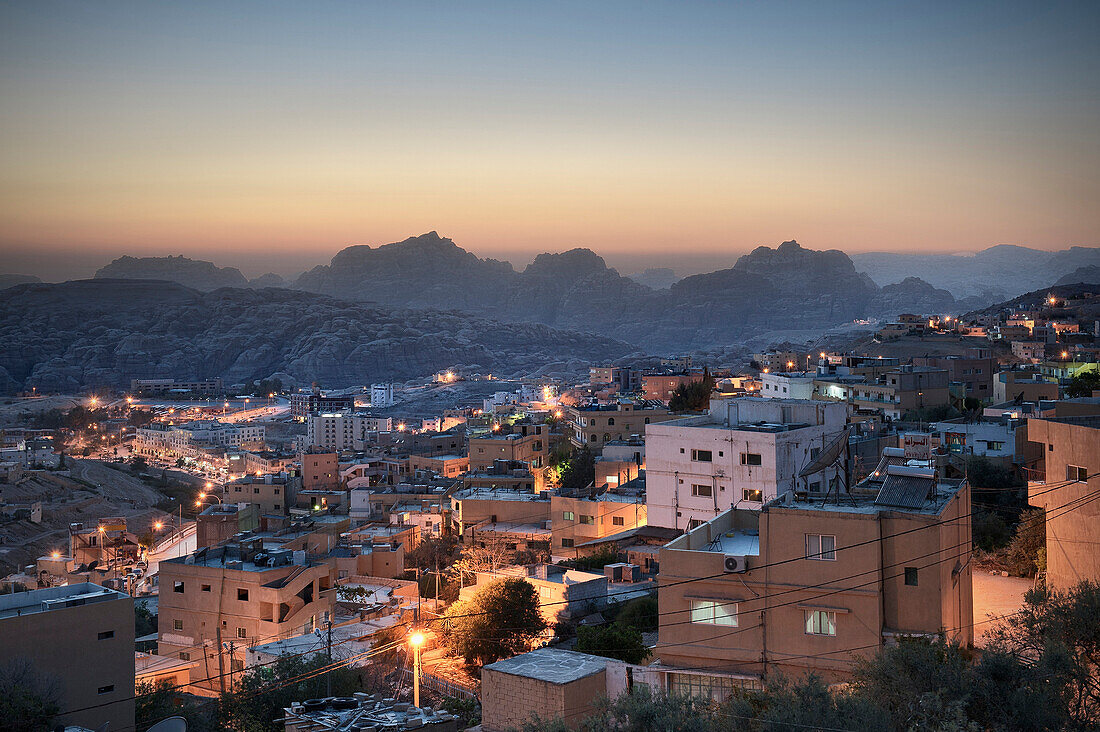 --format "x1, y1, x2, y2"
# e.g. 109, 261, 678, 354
1065, 370, 1100, 398
0, 659, 60, 732
136, 680, 219, 732
557, 446, 595, 495
1005, 507, 1045, 576
130, 454, 148, 472
668, 369, 715, 413
442, 578, 547, 667
135, 599, 158, 637
575, 623, 650, 664
613, 596, 659, 633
